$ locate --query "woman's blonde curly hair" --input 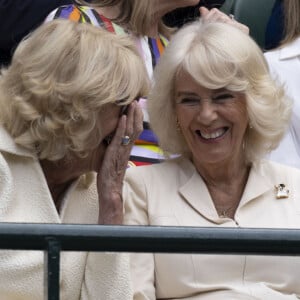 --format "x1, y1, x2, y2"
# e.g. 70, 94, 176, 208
0, 19, 149, 161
